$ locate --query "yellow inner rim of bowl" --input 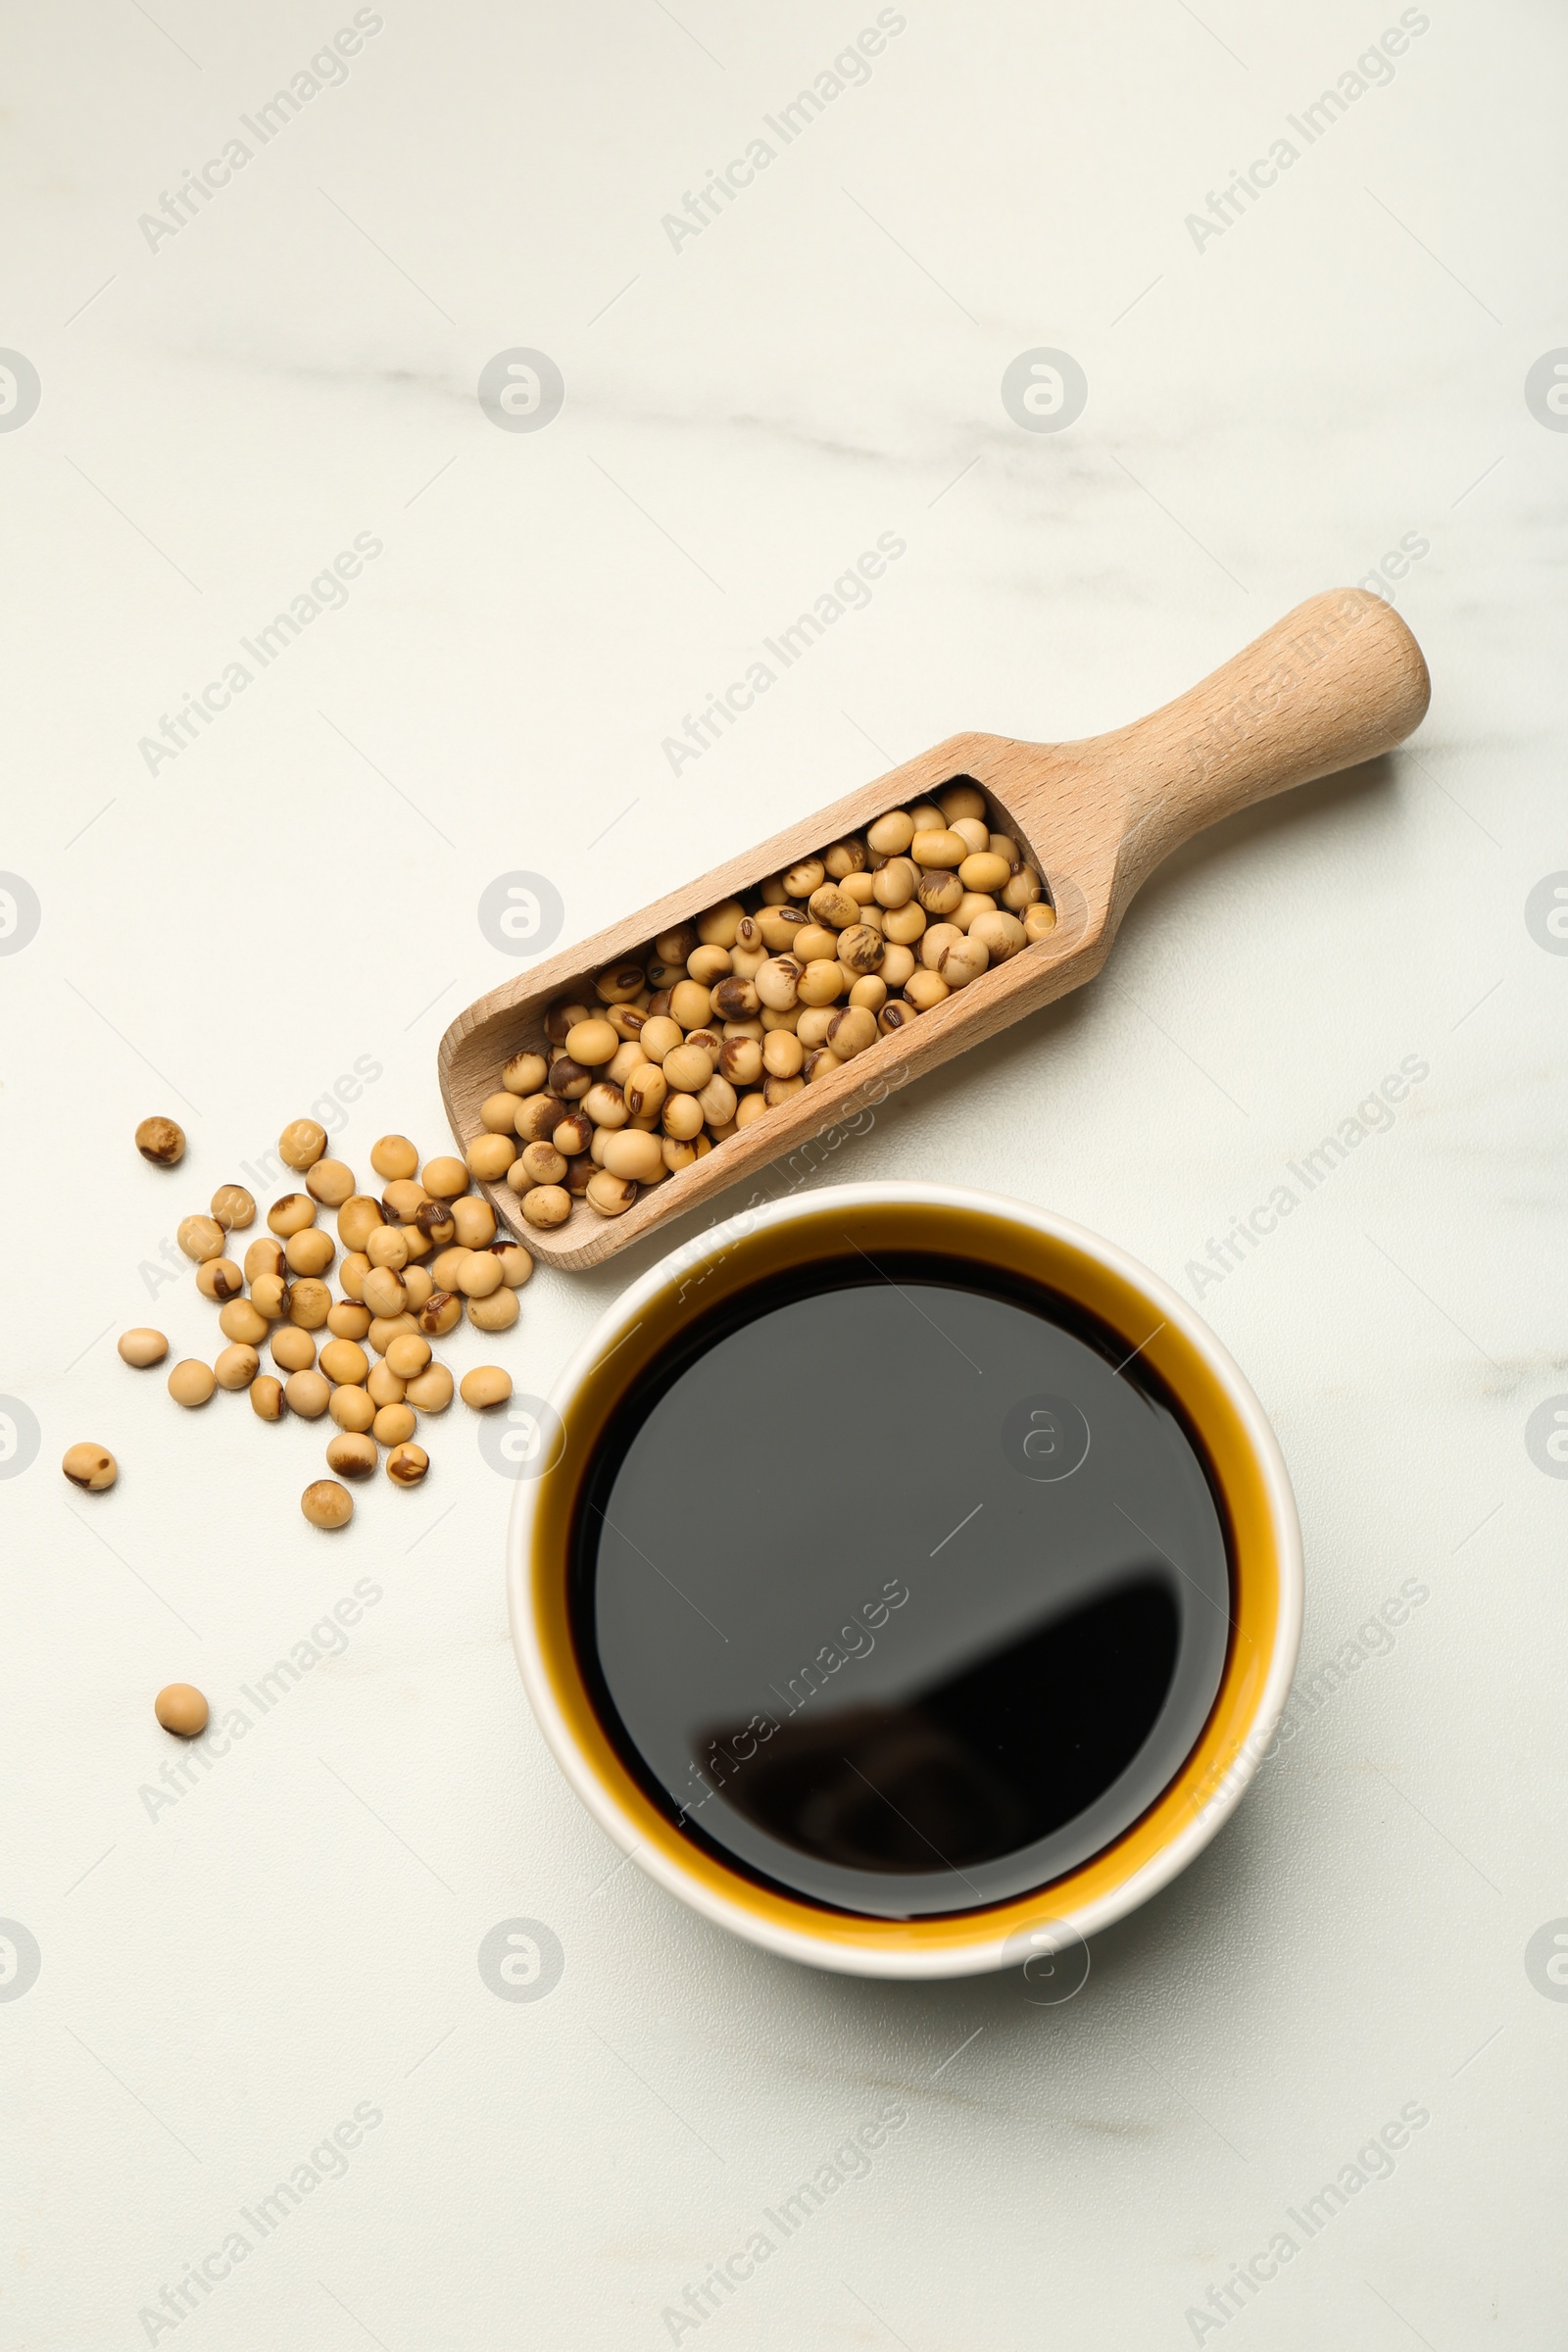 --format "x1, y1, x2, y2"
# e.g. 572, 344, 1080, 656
528, 1200, 1283, 1957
